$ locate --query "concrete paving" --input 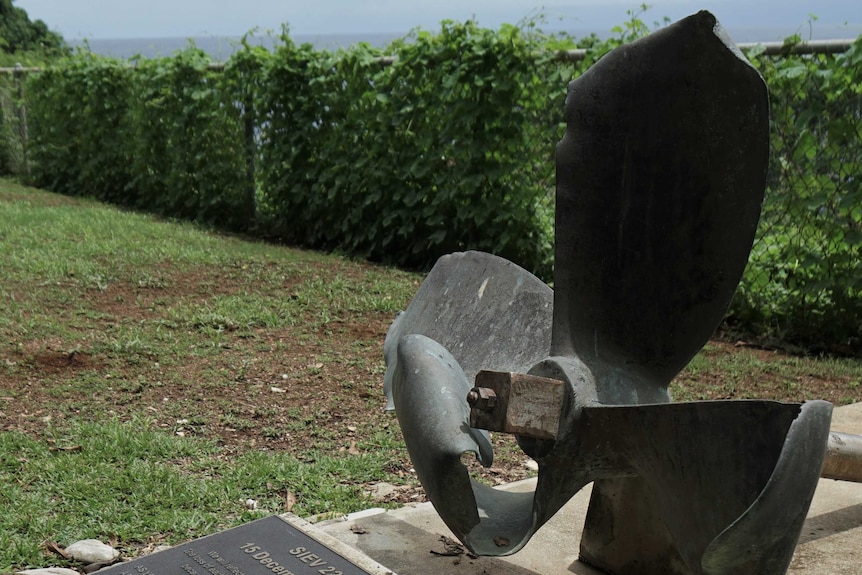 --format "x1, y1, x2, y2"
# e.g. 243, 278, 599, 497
315, 402, 862, 575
